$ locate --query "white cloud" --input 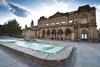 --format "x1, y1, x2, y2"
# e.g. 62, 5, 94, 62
30, 2, 100, 29
0, 13, 14, 24
0, 0, 8, 5
18, 1, 78, 28
0, 12, 32, 28
1, 0, 100, 29
29, 1, 78, 26
96, 5, 100, 29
